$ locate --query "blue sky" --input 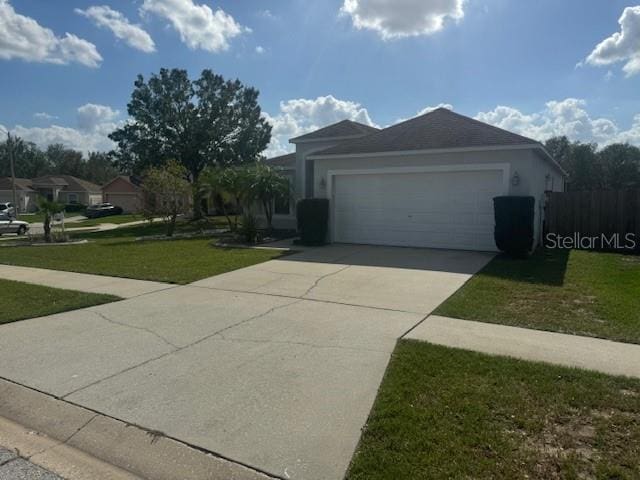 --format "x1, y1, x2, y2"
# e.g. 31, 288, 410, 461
1, 0, 639, 157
